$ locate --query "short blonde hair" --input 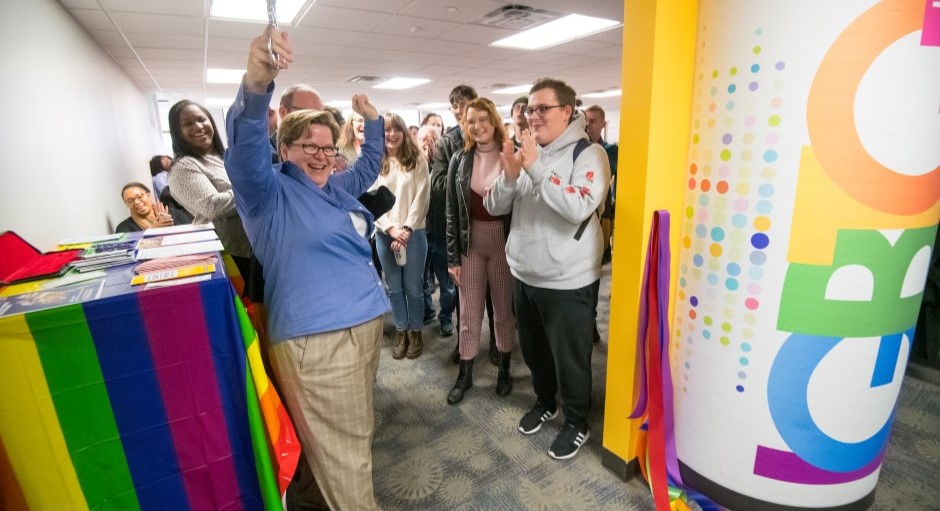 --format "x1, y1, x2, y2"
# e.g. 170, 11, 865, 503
277, 110, 339, 150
